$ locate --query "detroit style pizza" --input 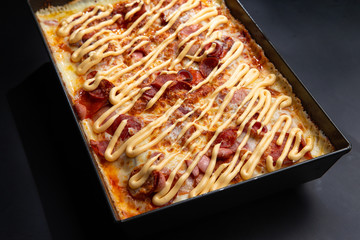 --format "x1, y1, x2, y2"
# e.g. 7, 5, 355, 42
36, 0, 334, 219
